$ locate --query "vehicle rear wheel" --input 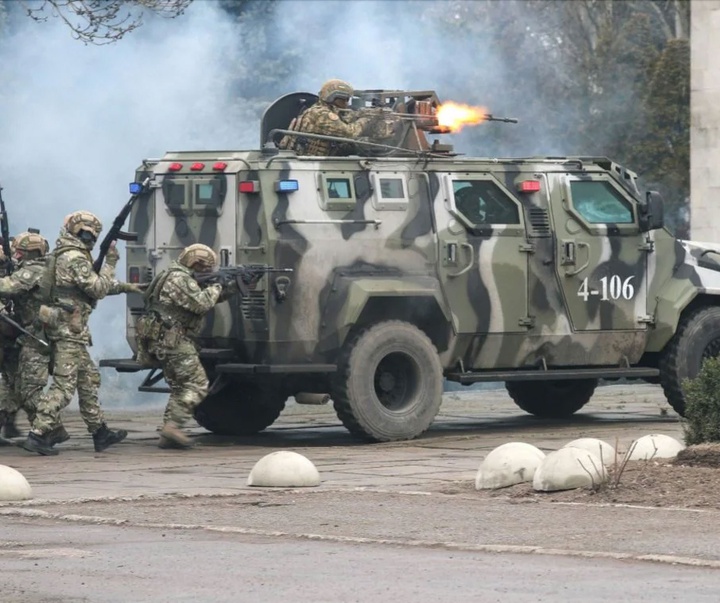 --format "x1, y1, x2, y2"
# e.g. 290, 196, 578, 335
332, 320, 443, 442
193, 381, 287, 436
659, 306, 720, 417
505, 379, 598, 418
